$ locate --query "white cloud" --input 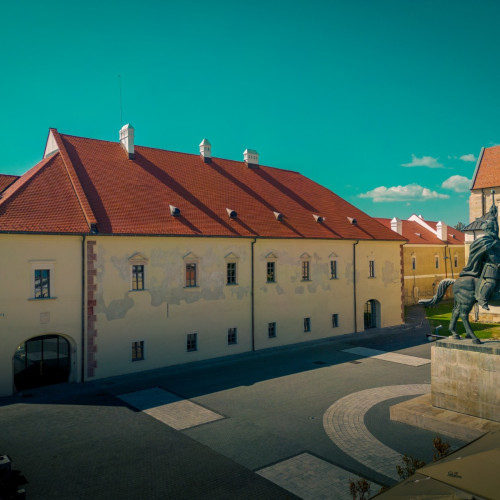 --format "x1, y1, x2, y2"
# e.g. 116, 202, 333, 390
459, 154, 476, 162
441, 175, 471, 192
401, 154, 443, 168
359, 183, 449, 202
